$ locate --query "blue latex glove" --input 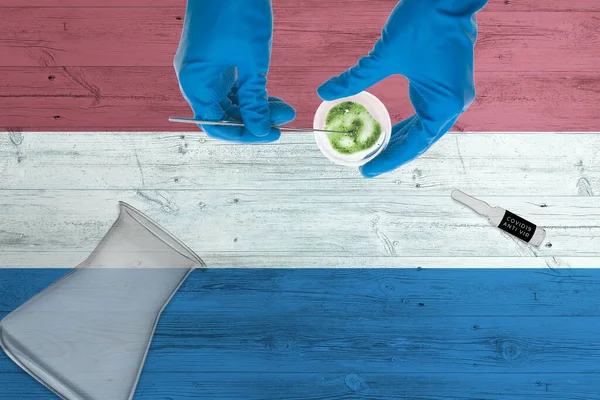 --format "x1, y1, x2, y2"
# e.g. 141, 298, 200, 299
174, 0, 296, 143
318, 0, 487, 177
